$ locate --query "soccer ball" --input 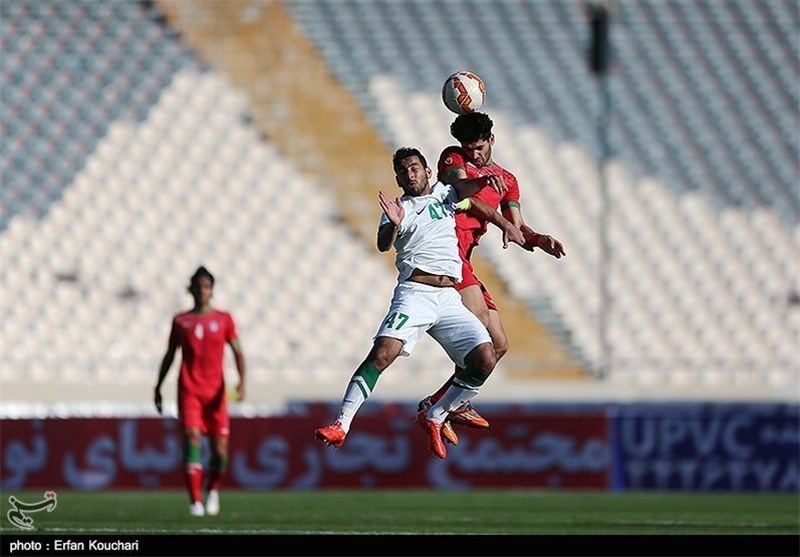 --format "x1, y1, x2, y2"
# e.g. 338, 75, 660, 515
442, 71, 485, 115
